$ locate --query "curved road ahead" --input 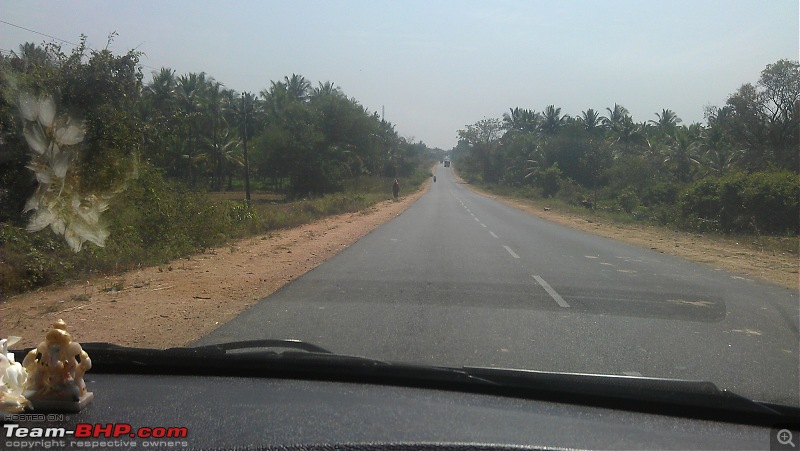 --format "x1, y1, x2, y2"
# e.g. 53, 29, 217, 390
197, 165, 799, 406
